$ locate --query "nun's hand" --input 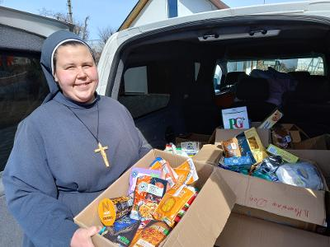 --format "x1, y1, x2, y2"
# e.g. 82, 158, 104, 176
70, 226, 102, 247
